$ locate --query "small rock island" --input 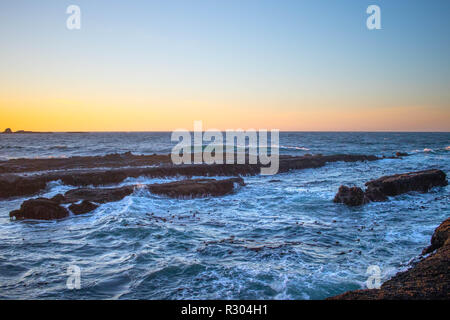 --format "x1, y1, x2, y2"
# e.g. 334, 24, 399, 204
1, 128, 52, 134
